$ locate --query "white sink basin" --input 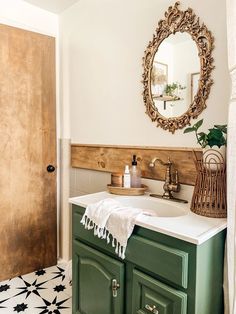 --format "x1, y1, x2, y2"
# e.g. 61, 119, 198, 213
115, 196, 188, 217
